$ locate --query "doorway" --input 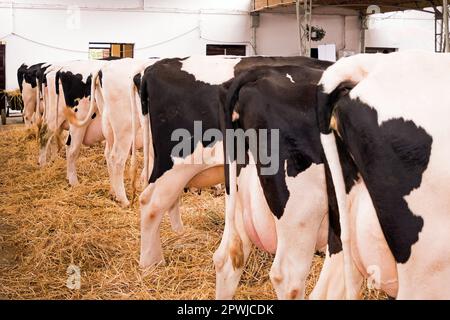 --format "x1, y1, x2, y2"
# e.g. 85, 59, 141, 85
0, 44, 5, 124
